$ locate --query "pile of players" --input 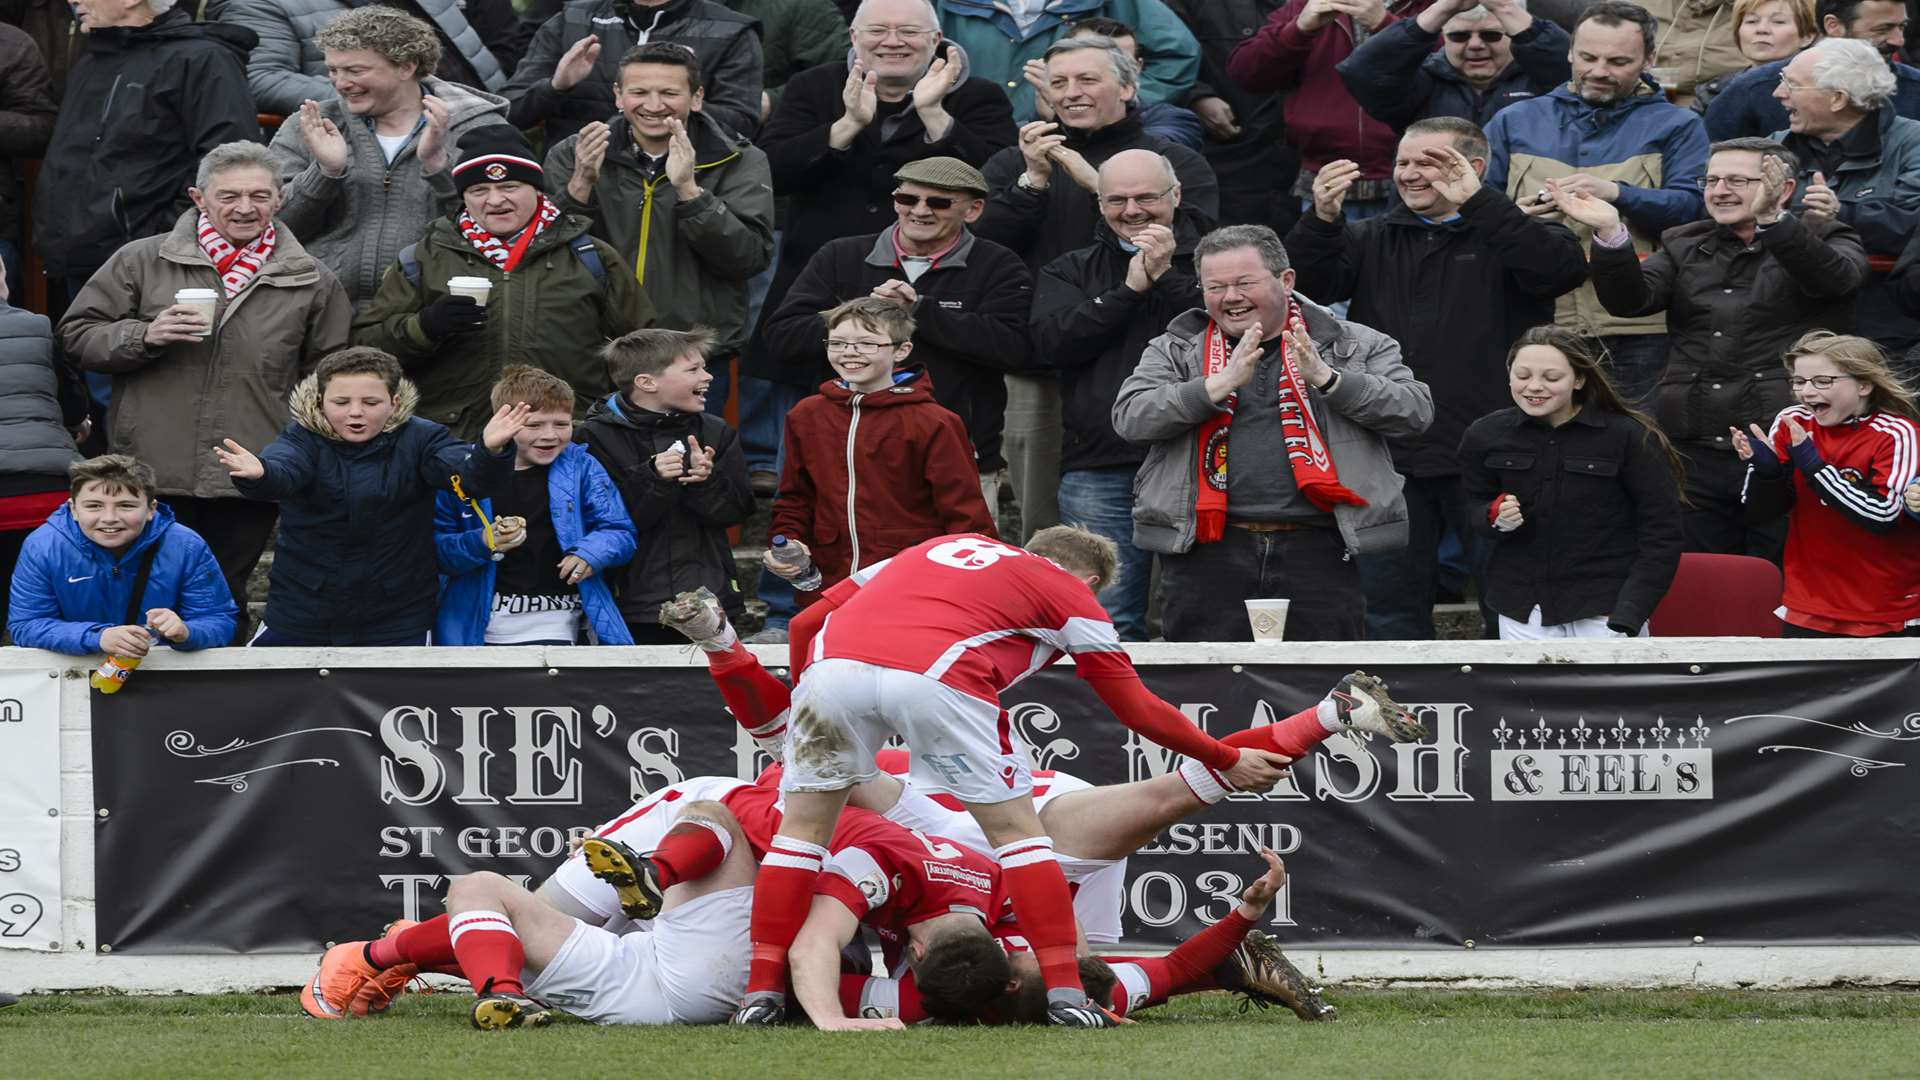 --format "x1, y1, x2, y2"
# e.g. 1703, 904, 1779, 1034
298, 528, 1428, 1030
